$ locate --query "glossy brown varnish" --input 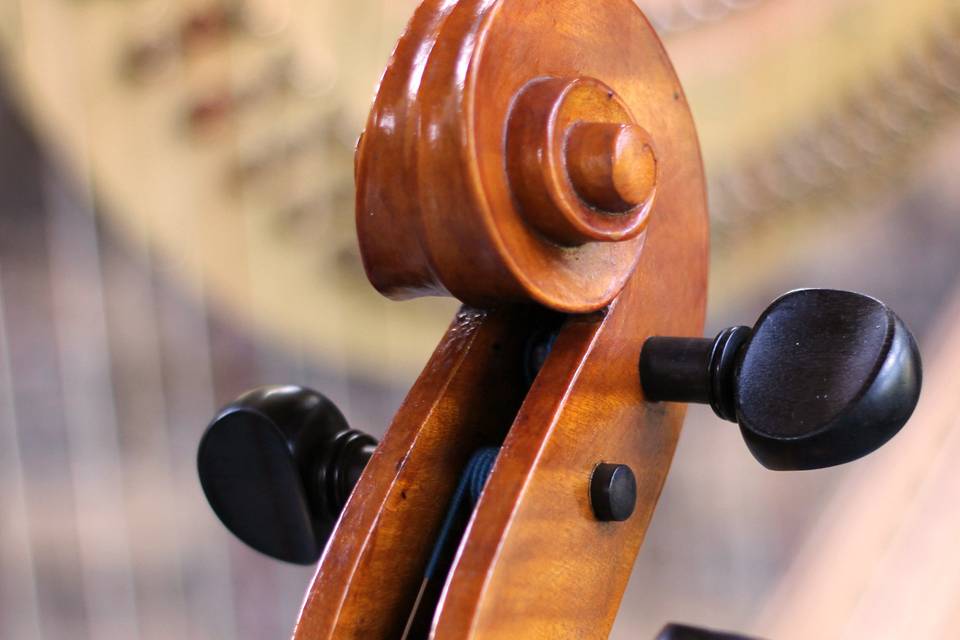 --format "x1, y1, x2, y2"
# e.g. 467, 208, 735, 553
298, 0, 708, 637
565, 121, 658, 214
505, 77, 656, 247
